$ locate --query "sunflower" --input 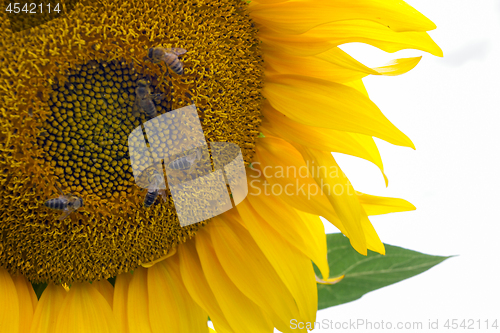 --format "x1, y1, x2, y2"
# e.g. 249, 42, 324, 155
0, 0, 441, 331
